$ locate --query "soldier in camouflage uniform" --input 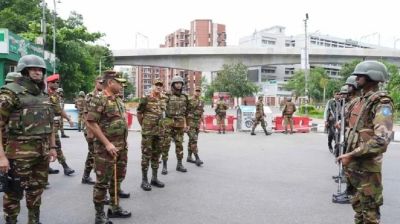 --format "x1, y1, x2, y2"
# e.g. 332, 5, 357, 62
47, 74, 75, 176
1, 72, 22, 148
282, 97, 297, 134
137, 79, 166, 191
251, 95, 270, 136
86, 71, 131, 223
0, 55, 58, 224
186, 86, 204, 166
160, 75, 189, 175
56, 88, 69, 138
325, 92, 341, 153
215, 96, 228, 134
81, 76, 103, 185
338, 61, 393, 224
75, 91, 86, 132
